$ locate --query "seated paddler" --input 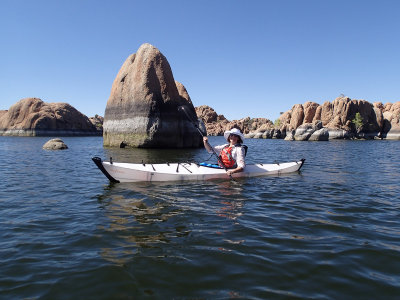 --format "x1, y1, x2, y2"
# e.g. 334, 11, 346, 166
203, 127, 247, 176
